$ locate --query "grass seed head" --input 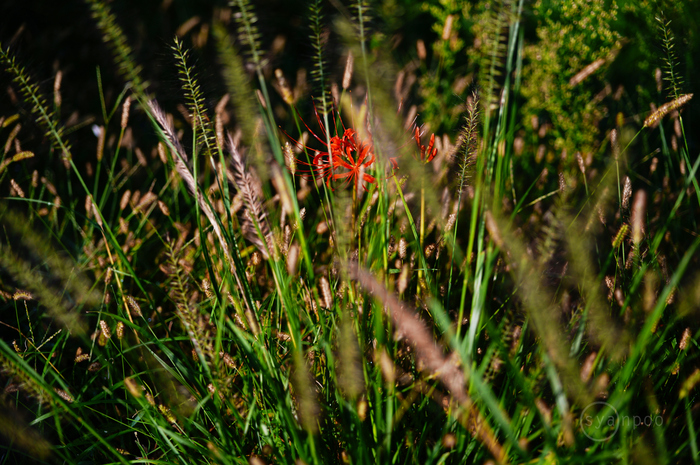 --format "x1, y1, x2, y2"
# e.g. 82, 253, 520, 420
319, 277, 332, 309
10, 179, 24, 198
679, 328, 691, 351
631, 190, 647, 245
120, 95, 131, 129
99, 320, 111, 340
622, 176, 632, 210
644, 94, 693, 128
125, 295, 142, 317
